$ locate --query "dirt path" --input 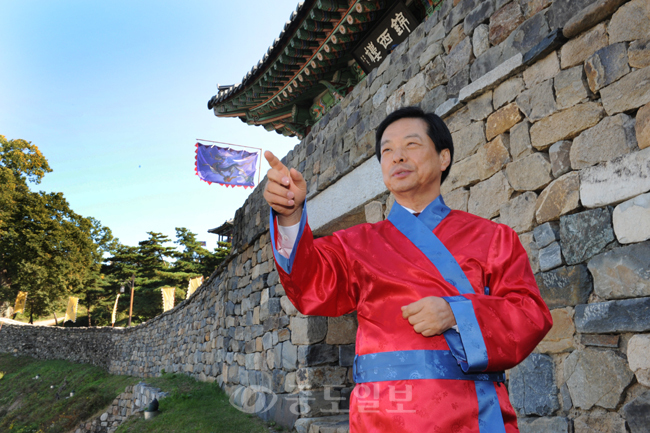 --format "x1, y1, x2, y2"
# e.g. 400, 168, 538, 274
32, 318, 59, 326
0, 317, 59, 326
